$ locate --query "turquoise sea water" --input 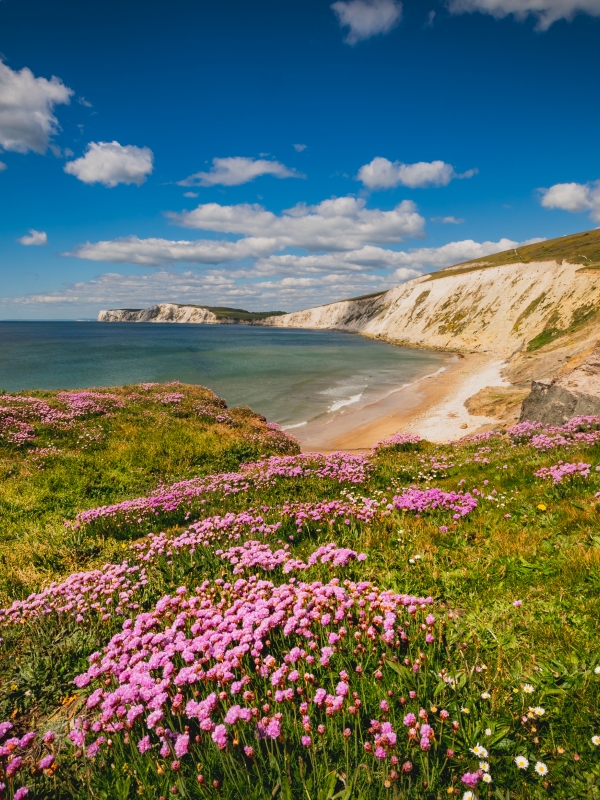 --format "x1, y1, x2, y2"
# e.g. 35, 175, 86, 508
0, 322, 446, 428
